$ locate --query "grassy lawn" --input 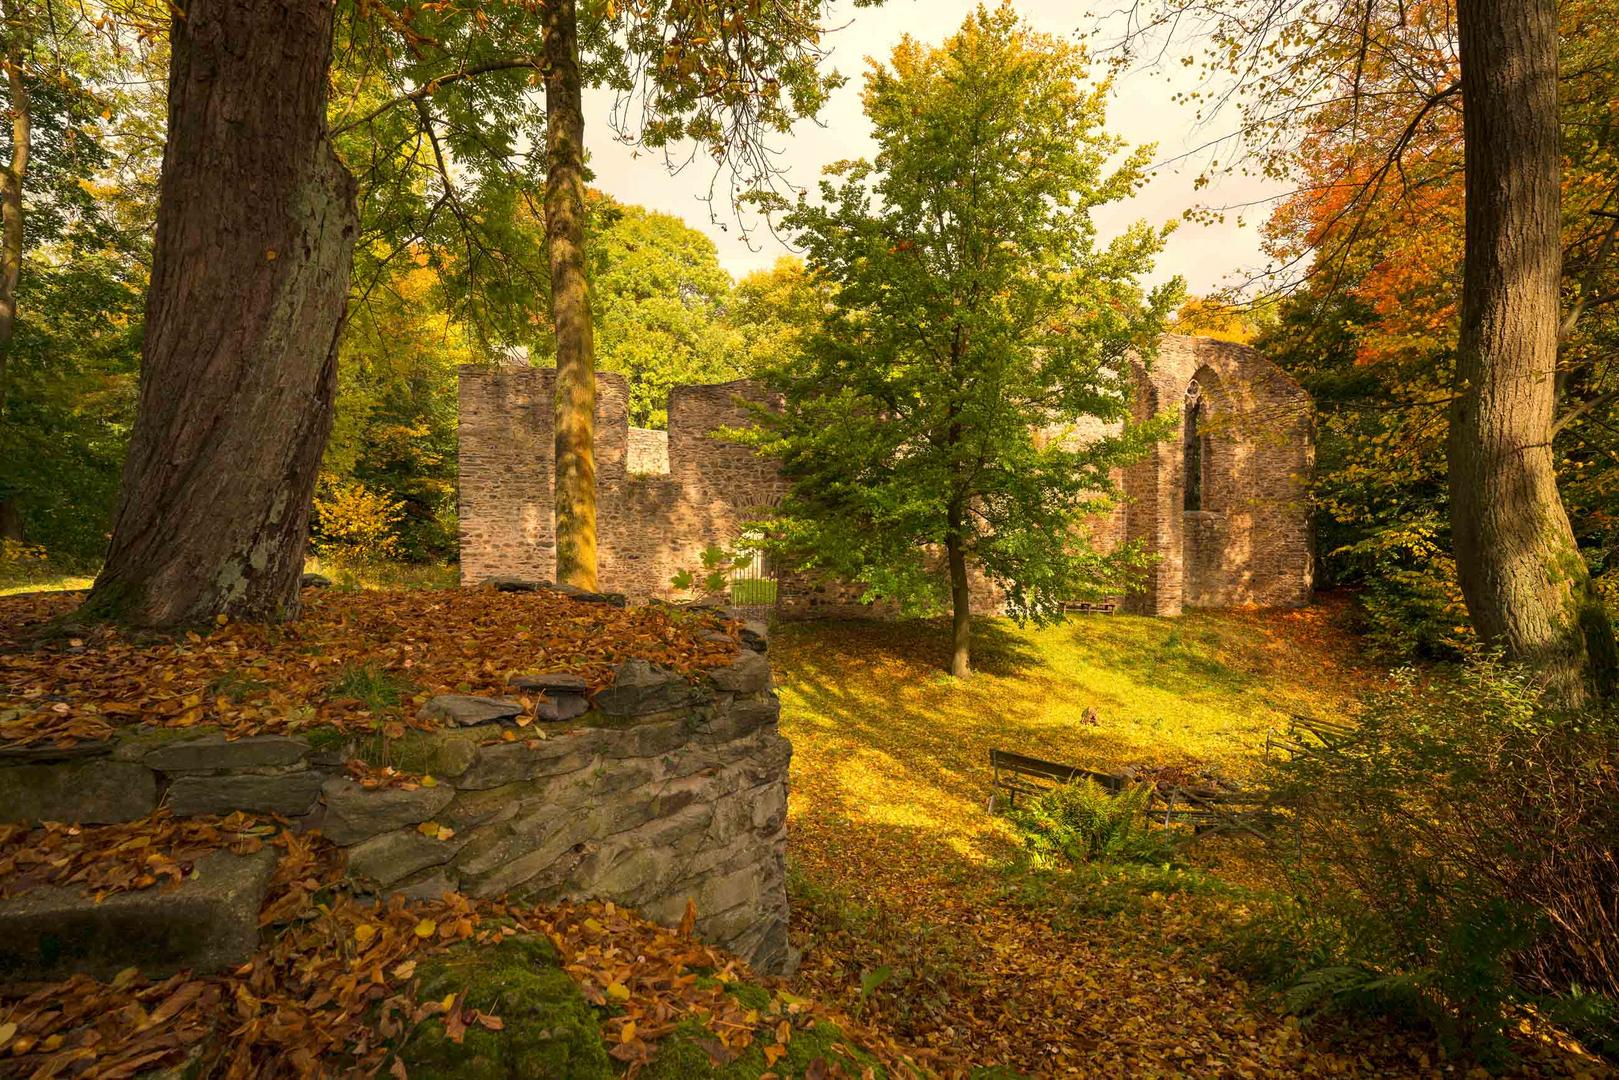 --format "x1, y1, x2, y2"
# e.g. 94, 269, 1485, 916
775, 604, 1374, 867
771, 604, 1439, 1077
